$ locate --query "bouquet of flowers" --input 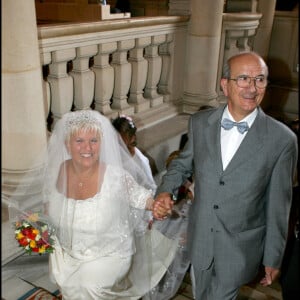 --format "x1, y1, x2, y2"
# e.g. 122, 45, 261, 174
14, 212, 55, 255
